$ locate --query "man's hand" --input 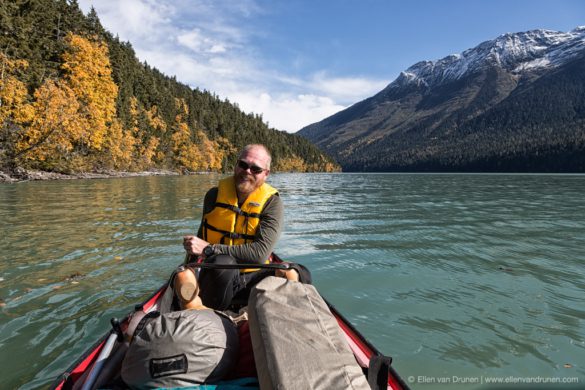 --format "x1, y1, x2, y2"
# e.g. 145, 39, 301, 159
183, 235, 210, 256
